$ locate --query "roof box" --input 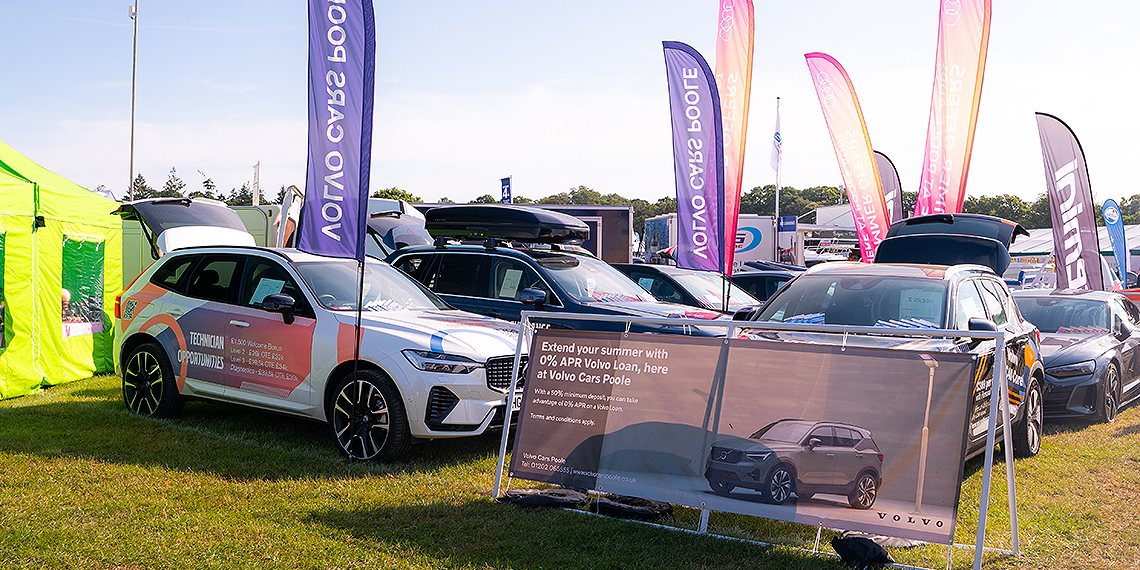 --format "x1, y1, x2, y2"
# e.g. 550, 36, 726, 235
425, 204, 589, 244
